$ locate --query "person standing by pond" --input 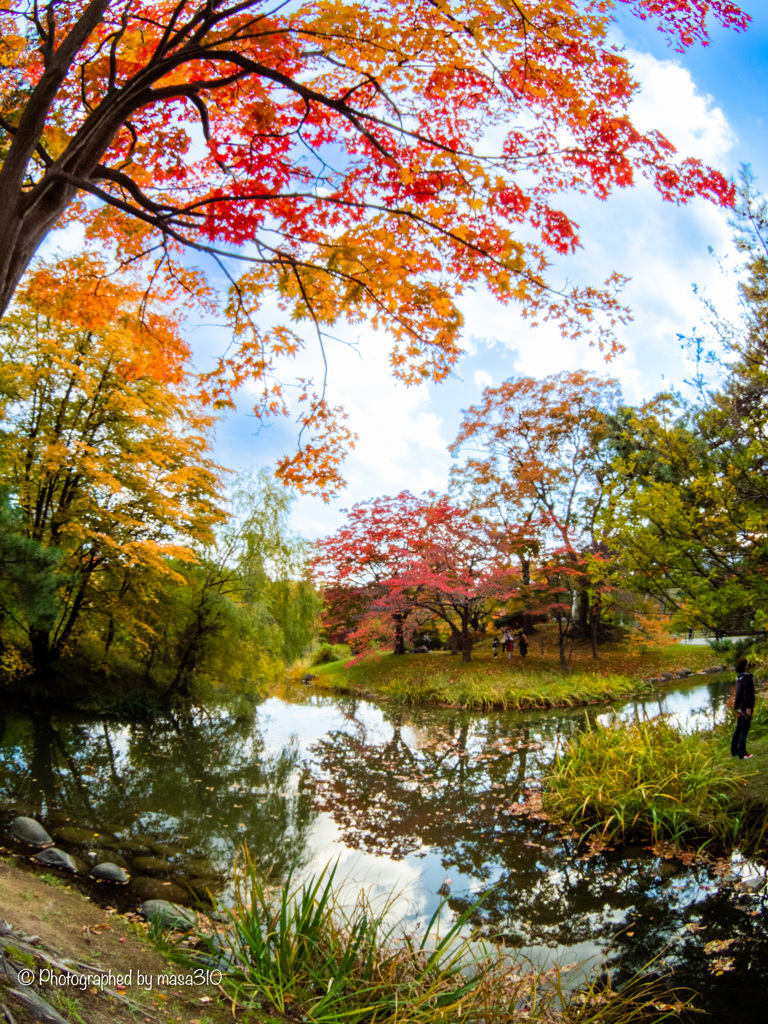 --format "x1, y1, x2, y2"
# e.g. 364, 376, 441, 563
505, 632, 515, 659
731, 657, 756, 760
